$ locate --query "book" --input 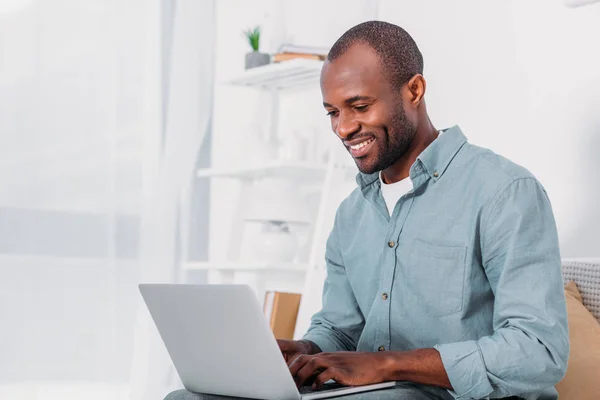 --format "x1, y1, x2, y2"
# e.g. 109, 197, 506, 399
272, 52, 326, 63
263, 291, 302, 340
277, 44, 329, 56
